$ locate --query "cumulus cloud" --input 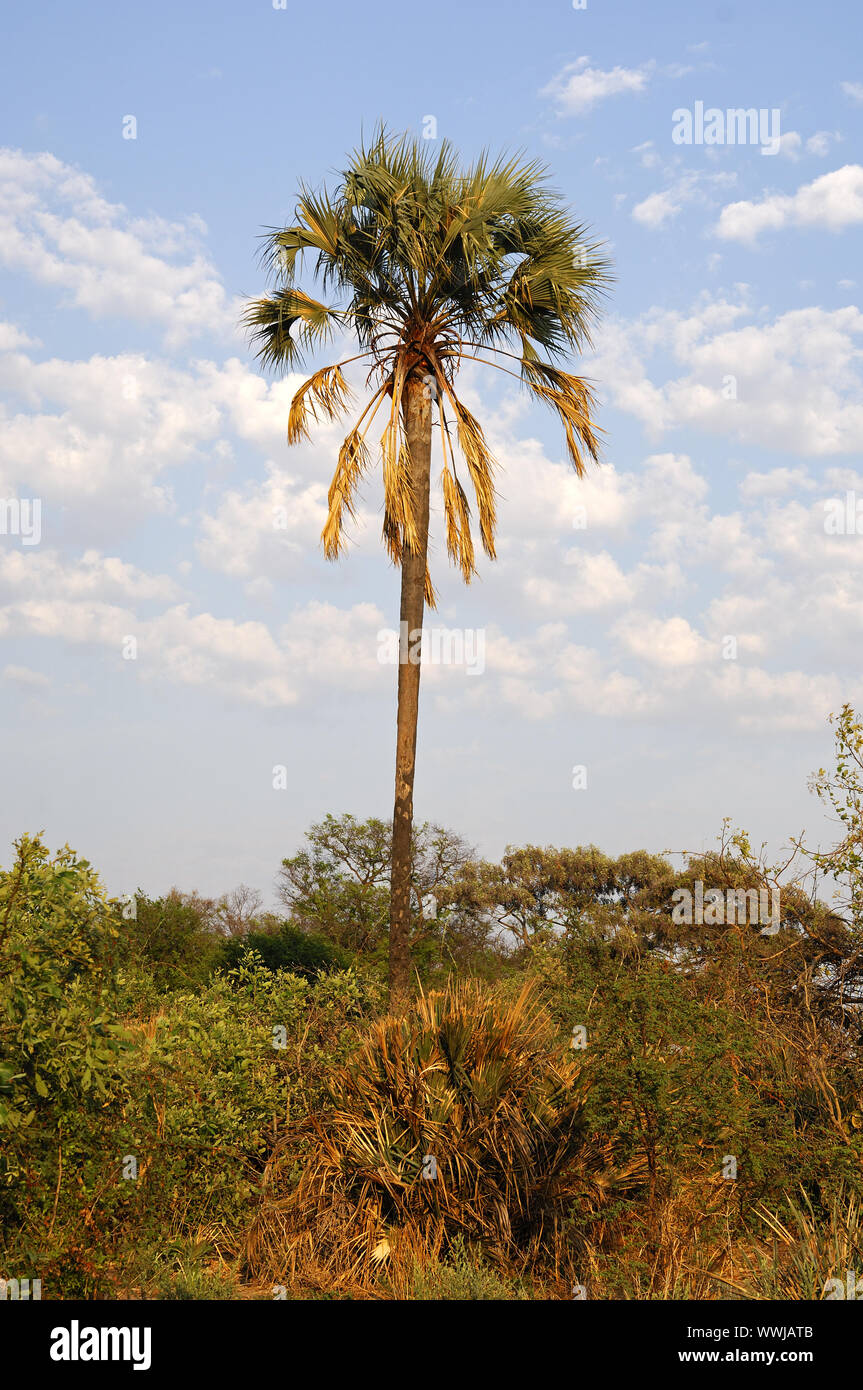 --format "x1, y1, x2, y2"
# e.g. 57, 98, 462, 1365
632, 190, 681, 228
541, 57, 653, 115
612, 613, 714, 668
0, 149, 241, 346
2, 664, 50, 689
195, 465, 334, 583
524, 549, 637, 613
1, 149, 861, 749
715, 165, 863, 243
0, 549, 180, 603
586, 297, 863, 456
0, 548, 390, 709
